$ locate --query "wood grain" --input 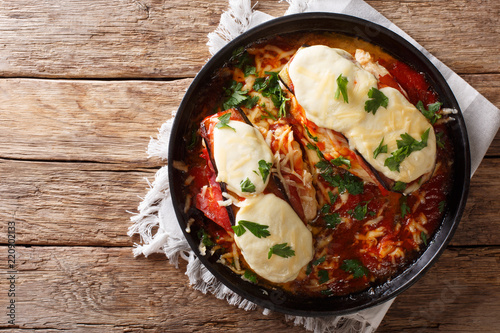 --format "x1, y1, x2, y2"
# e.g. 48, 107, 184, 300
0, 77, 498, 166
0, 157, 498, 247
0, 0, 497, 78
0, 246, 497, 332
